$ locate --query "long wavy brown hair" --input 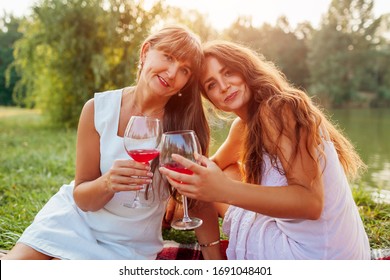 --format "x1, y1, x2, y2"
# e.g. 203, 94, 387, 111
138, 25, 210, 201
200, 40, 365, 185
